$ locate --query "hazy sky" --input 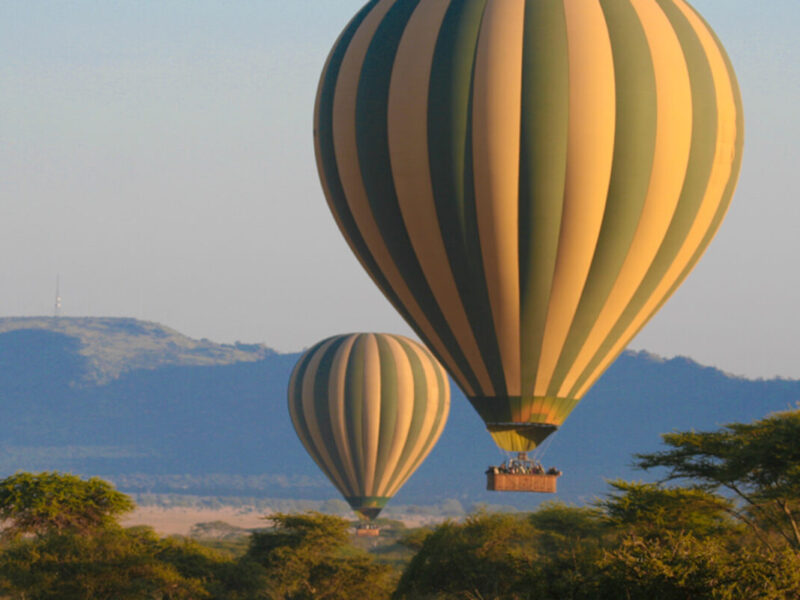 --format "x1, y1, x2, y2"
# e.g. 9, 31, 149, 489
2, 1, 798, 379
